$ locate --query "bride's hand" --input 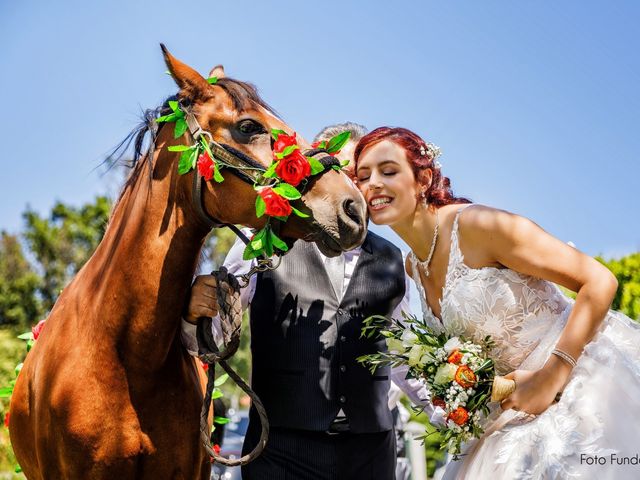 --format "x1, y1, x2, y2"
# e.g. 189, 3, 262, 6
500, 359, 571, 415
